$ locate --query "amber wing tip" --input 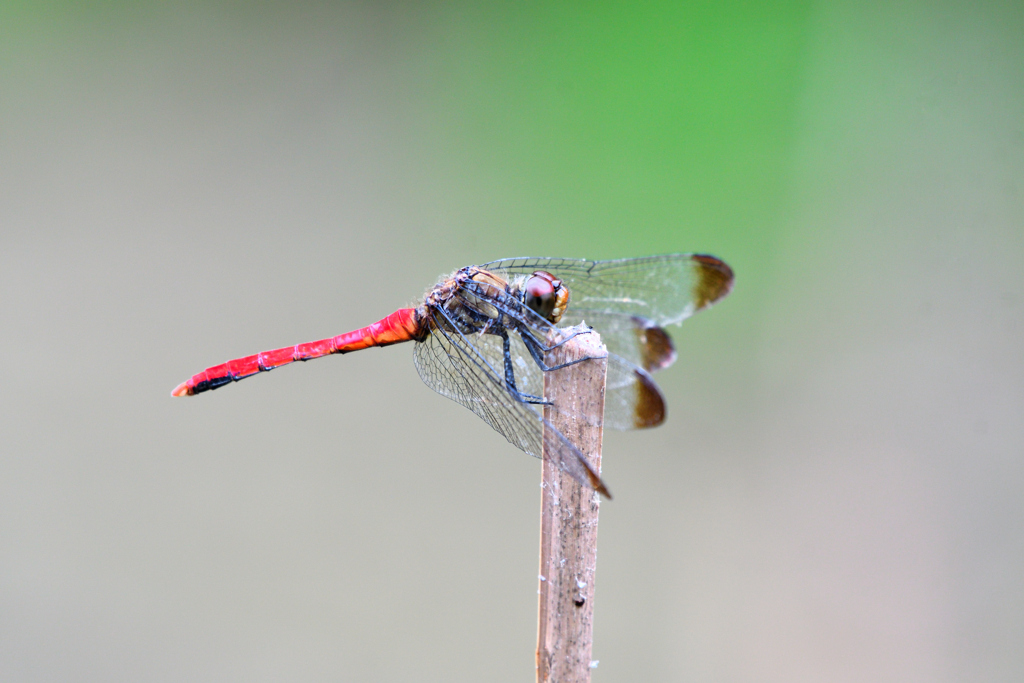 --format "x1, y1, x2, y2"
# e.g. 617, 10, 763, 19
691, 253, 735, 309
171, 381, 190, 397
587, 471, 613, 499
